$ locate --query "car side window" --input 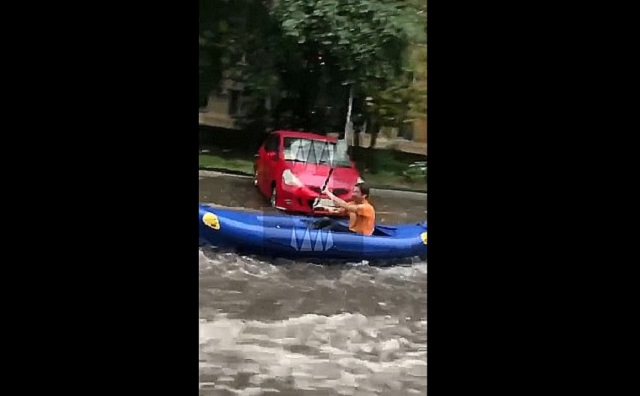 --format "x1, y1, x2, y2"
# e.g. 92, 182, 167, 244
273, 135, 281, 152
264, 134, 279, 152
